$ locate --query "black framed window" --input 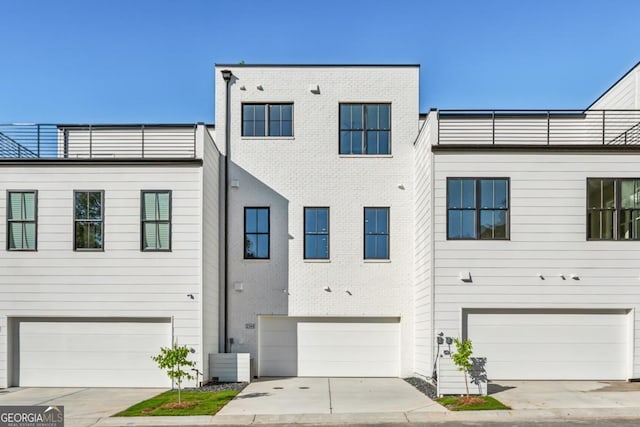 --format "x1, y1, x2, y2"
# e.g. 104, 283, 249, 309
141, 190, 171, 251
74, 190, 104, 250
364, 207, 389, 259
447, 178, 509, 240
7, 191, 37, 251
340, 103, 390, 155
245, 207, 269, 259
304, 207, 329, 259
587, 178, 640, 240
242, 103, 293, 137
